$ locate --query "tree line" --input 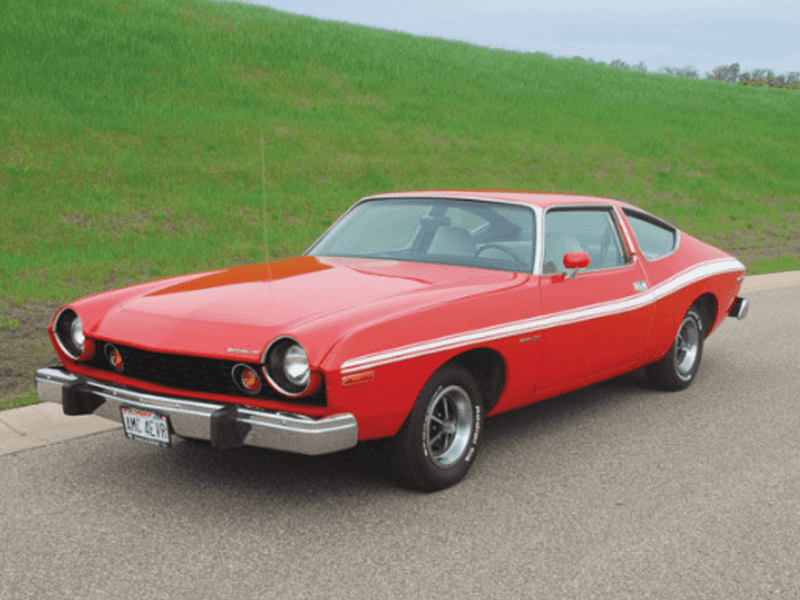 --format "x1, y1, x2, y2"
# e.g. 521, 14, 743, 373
603, 59, 800, 90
